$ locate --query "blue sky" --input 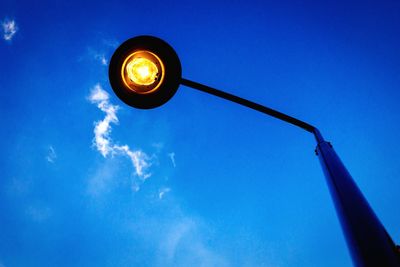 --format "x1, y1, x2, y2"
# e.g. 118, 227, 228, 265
1, 0, 400, 266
